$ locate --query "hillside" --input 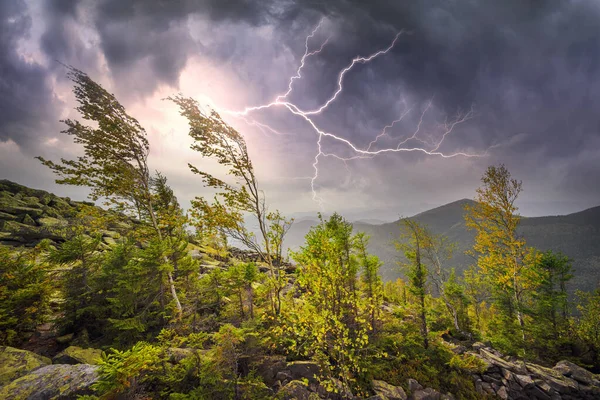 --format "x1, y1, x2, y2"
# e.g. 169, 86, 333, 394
285, 199, 600, 294
0, 180, 135, 248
